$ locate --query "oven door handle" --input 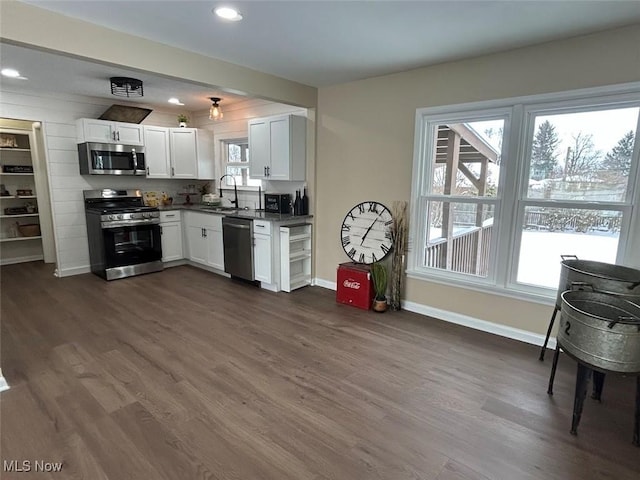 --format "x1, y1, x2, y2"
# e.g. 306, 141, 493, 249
101, 219, 160, 229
